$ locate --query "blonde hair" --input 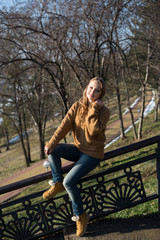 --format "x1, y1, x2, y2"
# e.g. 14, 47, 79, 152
77, 77, 106, 125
